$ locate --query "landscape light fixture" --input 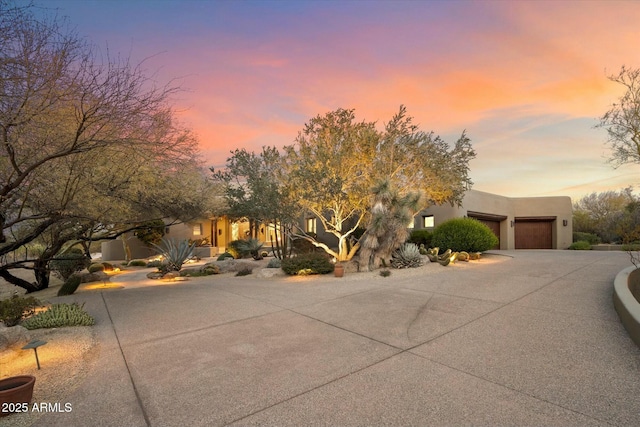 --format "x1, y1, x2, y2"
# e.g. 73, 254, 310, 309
22, 340, 47, 370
